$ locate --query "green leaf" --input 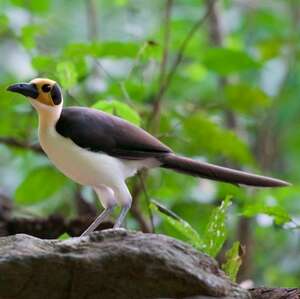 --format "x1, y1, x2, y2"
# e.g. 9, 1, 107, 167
90, 42, 140, 58
202, 197, 232, 257
0, 14, 9, 34
28, 0, 50, 12
181, 113, 254, 165
114, 0, 128, 6
225, 83, 270, 114
11, 0, 50, 12
58, 232, 71, 240
150, 200, 203, 250
21, 24, 43, 49
202, 48, 260, 74
64, 42, 140, 59
15, 166, 68, 205
257, 38, 284, 61
56, 61, 78, 90
222, 241, 242, 282
31, 55, 57, 73
64, 43, 91, 58
92, 100, 141, 126
243, 204, 292, 225
184, 63, 208, 81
